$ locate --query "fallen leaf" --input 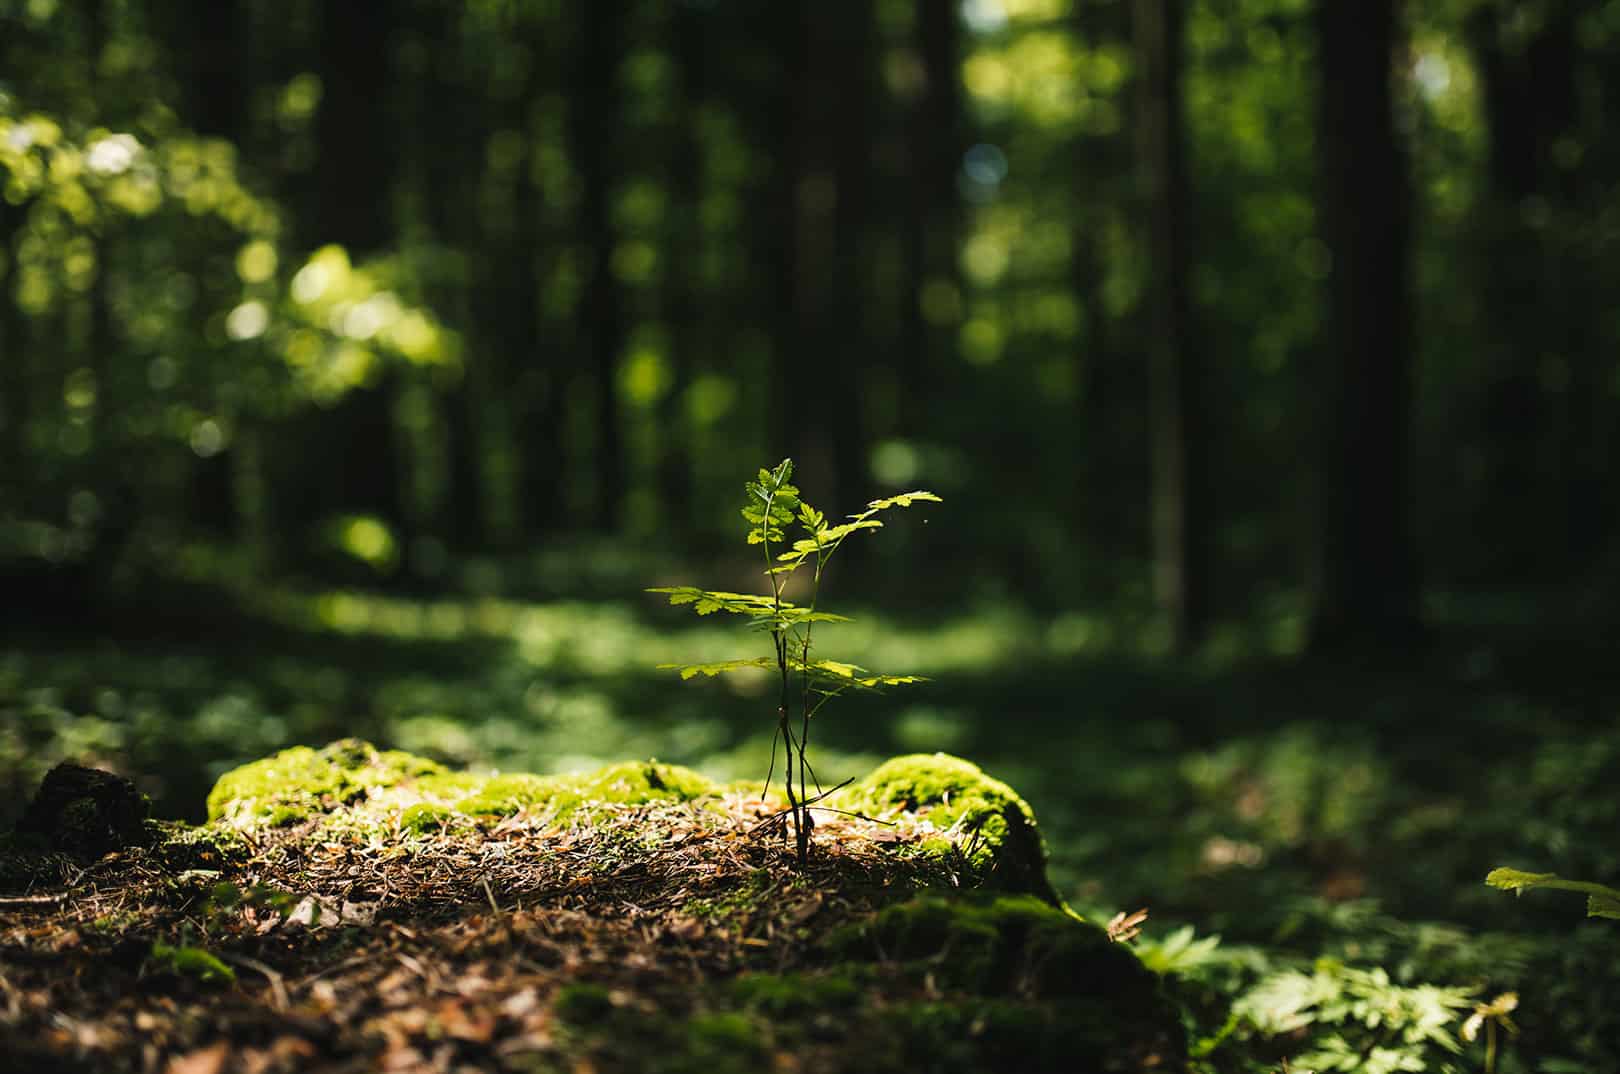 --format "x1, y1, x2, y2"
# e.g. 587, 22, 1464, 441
165, 1041, 230, 1074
